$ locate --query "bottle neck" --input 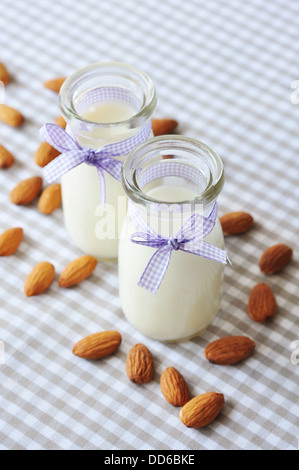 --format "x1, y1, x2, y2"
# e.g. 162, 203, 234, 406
59, 62, 157, 149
